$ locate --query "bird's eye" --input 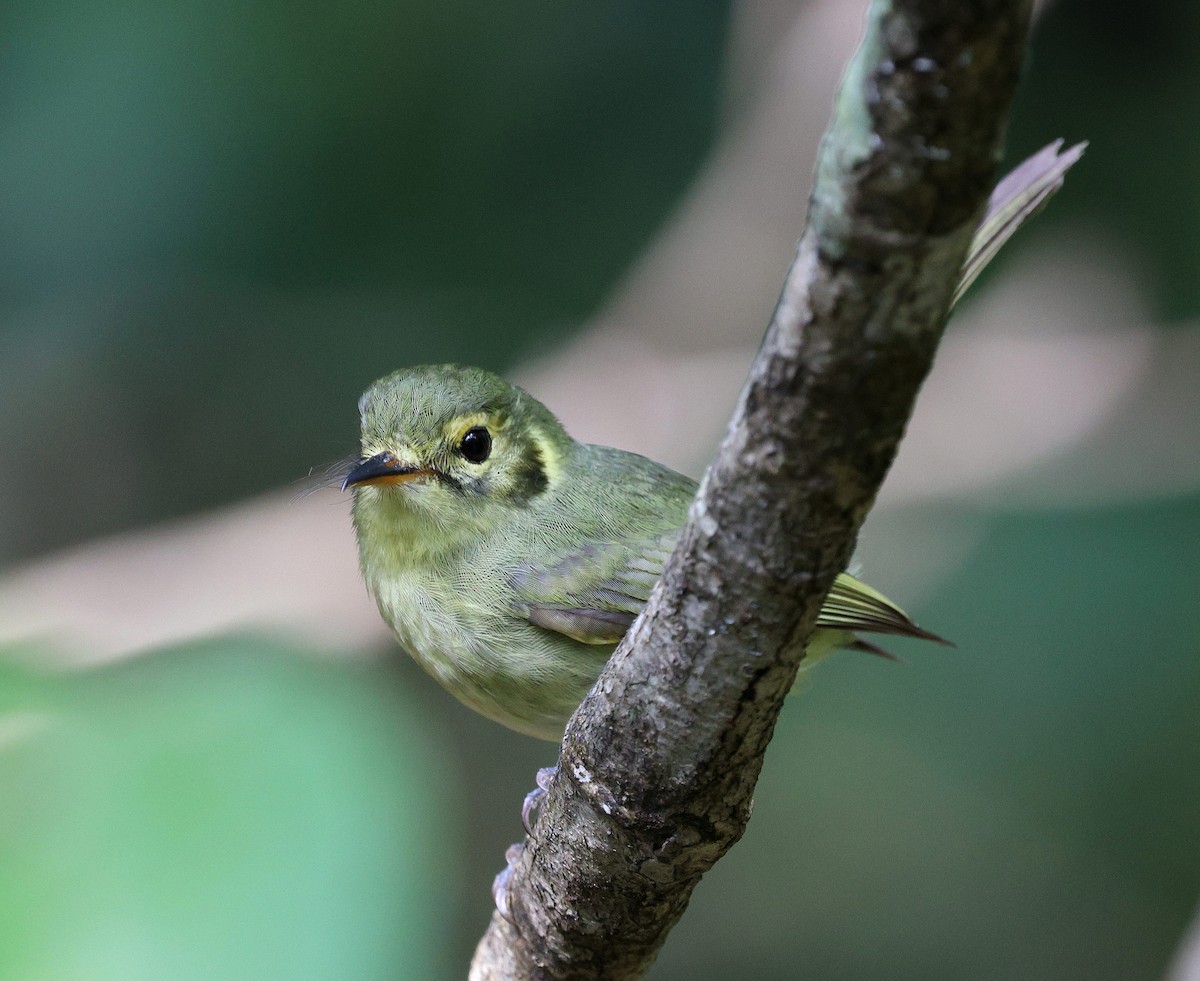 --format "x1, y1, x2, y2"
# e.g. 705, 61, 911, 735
458, 426, 492, 463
